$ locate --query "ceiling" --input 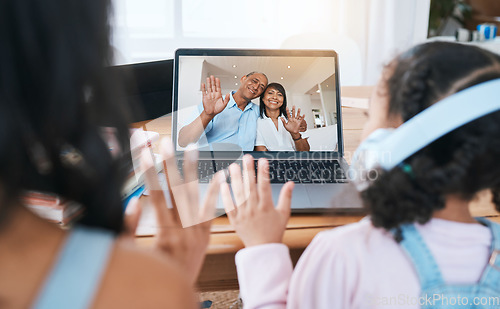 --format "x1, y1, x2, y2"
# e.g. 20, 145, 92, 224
202, 56, 325, 92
